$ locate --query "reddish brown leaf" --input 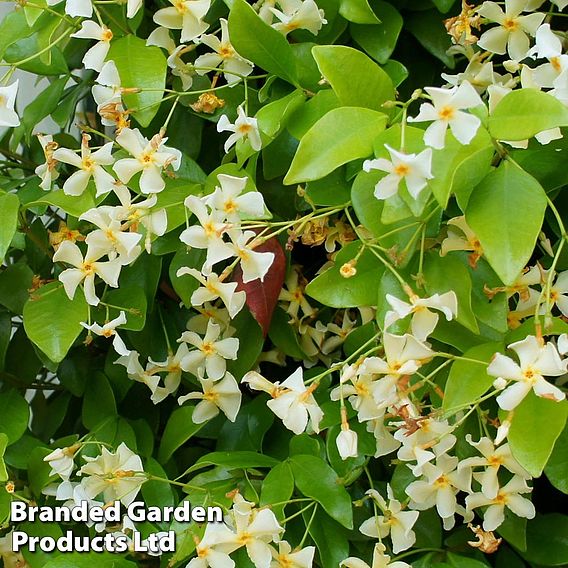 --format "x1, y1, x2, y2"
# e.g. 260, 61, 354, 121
233, 235, 286, 336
